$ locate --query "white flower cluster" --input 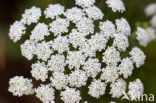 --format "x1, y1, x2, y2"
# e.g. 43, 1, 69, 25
144, 3, 156, 42
8, 0, 149, 103
106, 0, 125, 13
8, 76, 34, 97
